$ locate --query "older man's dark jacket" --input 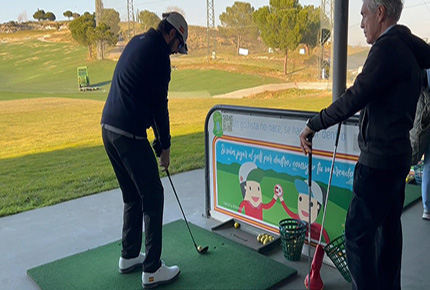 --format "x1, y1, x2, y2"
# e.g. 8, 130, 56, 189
308, 25, 430, 168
